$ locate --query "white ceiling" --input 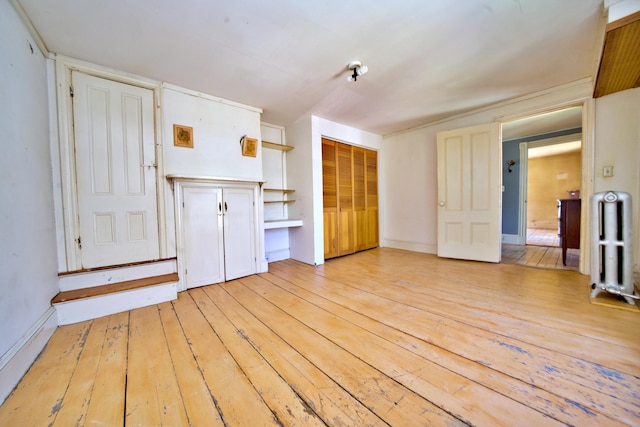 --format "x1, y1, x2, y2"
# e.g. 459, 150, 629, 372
19, 0, 604, 136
